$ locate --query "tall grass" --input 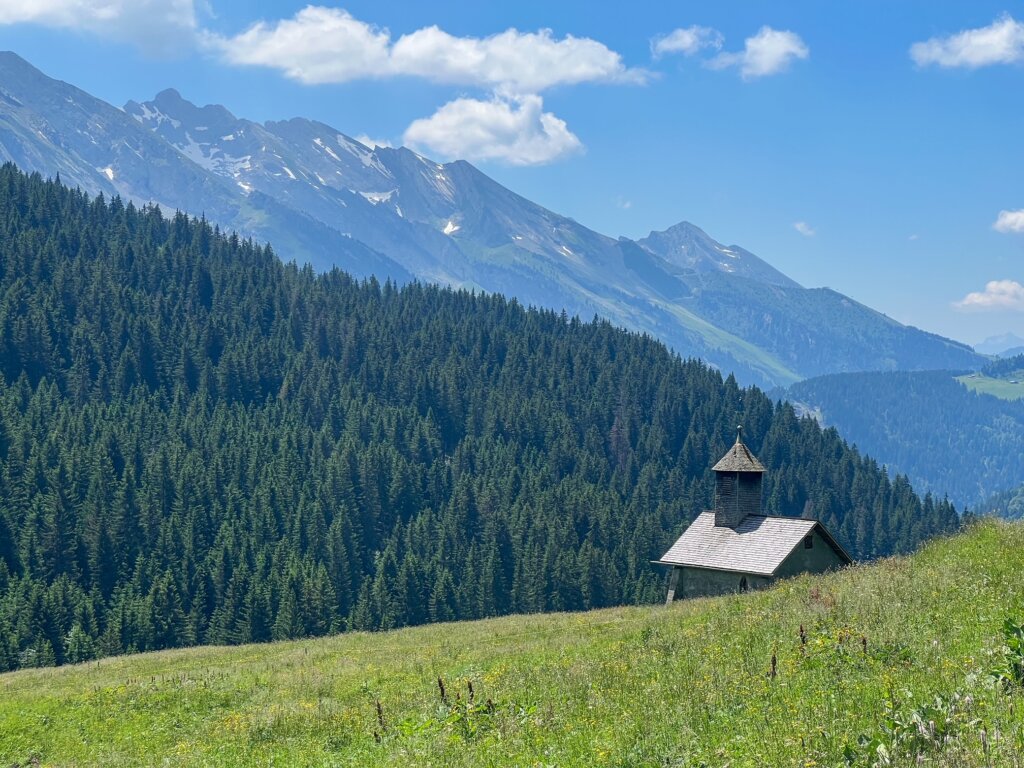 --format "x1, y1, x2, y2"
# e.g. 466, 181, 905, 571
2, 520, 1023, 767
